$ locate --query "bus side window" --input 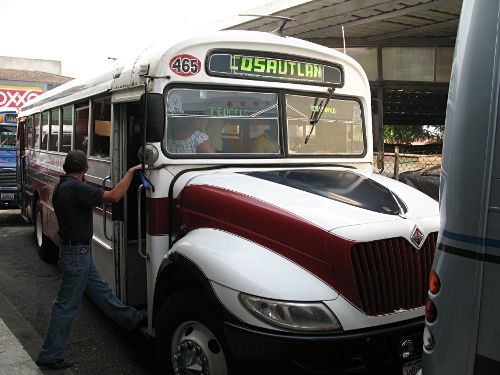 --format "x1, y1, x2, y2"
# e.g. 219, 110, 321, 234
92, 98, 111, 158
34, 114, 41, 150
41, 112, 49, 150
49, 109, 59, 152
62, 107, 72, 152
75, 106, 89, 154
27, 116, 33, 148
